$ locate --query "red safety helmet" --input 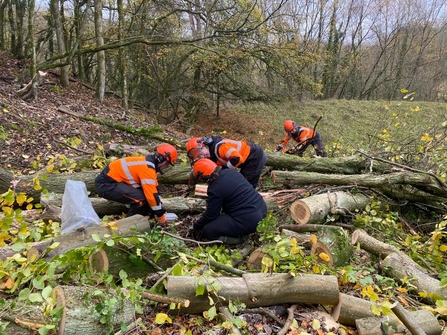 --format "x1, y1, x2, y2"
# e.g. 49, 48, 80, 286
192, 158, 217, 182
186, 137, 205, 161
156, 143, 178, 165
284, 120, 295, 132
